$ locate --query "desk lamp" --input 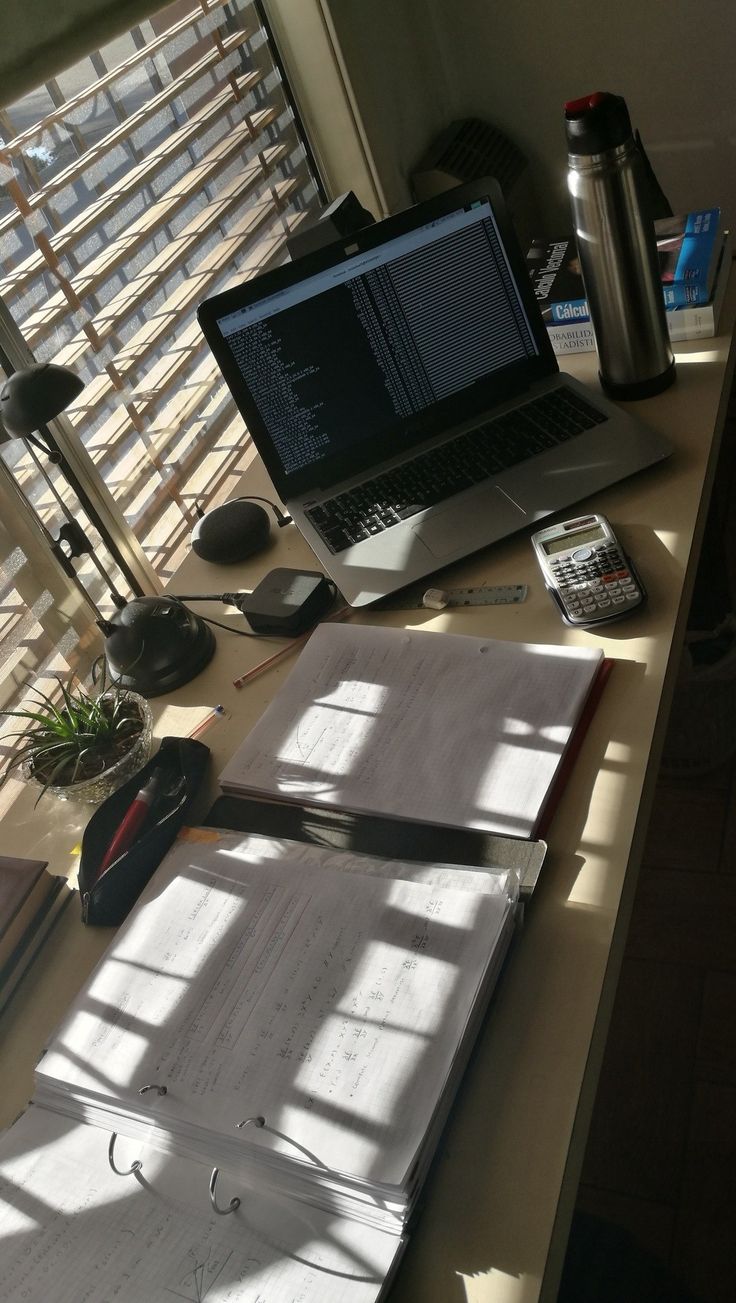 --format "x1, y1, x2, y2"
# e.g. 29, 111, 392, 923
0, 362, 215, 696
